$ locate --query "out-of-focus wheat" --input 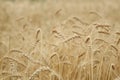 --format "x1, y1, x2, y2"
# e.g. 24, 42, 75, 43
0, 0, 120, 80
